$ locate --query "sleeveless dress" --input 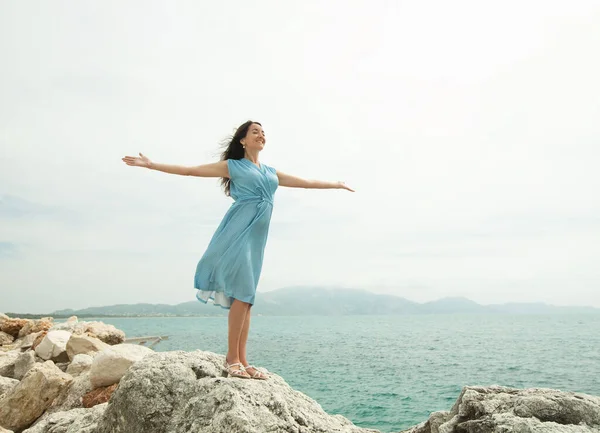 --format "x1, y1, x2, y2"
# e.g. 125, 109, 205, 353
194, 157, 278, 309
